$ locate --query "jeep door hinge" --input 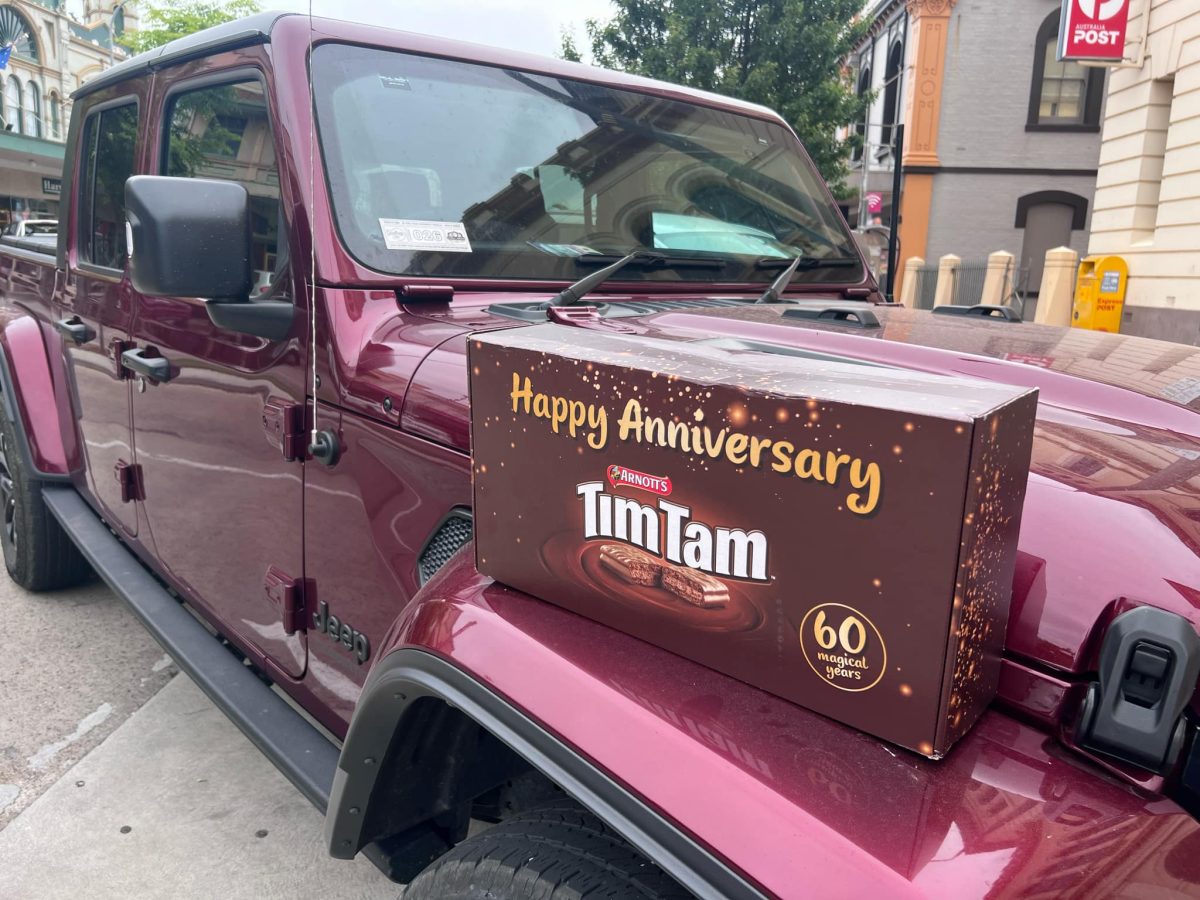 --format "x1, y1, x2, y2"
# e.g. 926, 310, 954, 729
114, 460, 144, 502
262, 397, 306, 462
264, 566, 312, 636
